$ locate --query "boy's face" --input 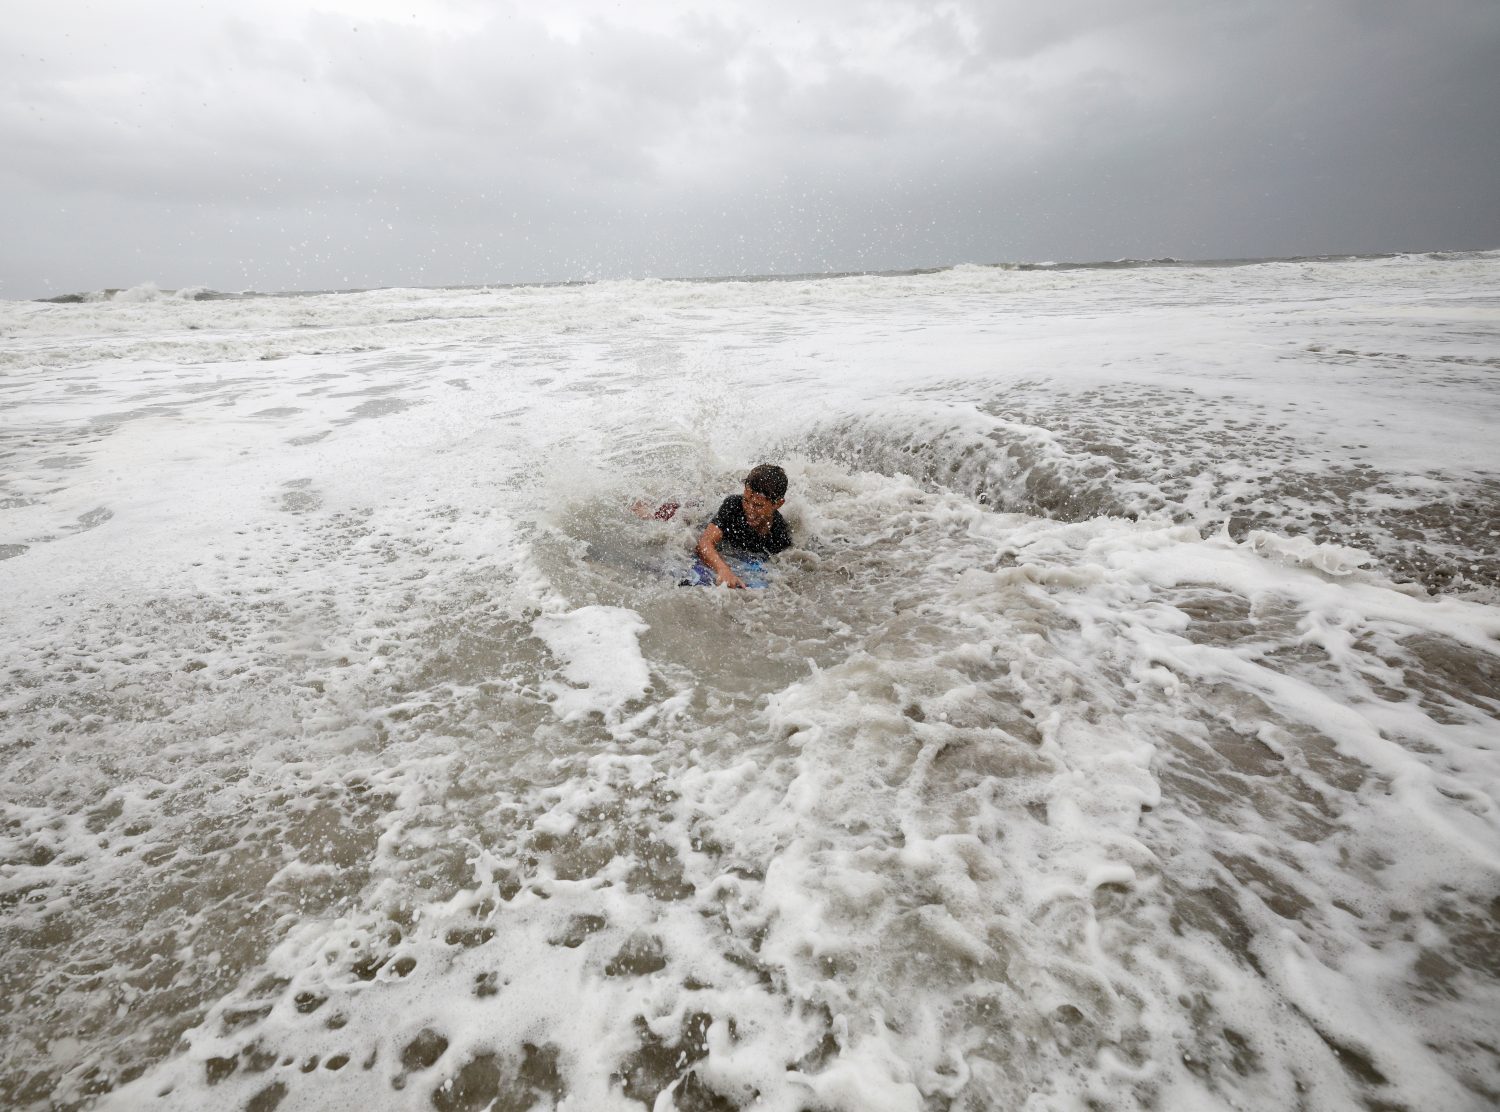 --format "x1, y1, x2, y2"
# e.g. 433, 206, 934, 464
742, 485, 784, 530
